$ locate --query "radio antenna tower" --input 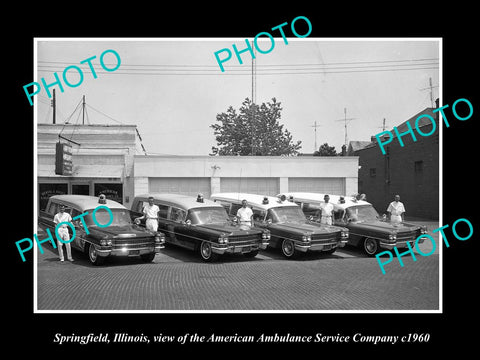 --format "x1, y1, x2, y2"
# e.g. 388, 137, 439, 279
334, 108, 356, 147
311, 121, 322, 151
